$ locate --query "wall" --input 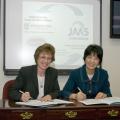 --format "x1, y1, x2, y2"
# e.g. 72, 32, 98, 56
102, 0, 120, 96
0, 0, 120, 98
